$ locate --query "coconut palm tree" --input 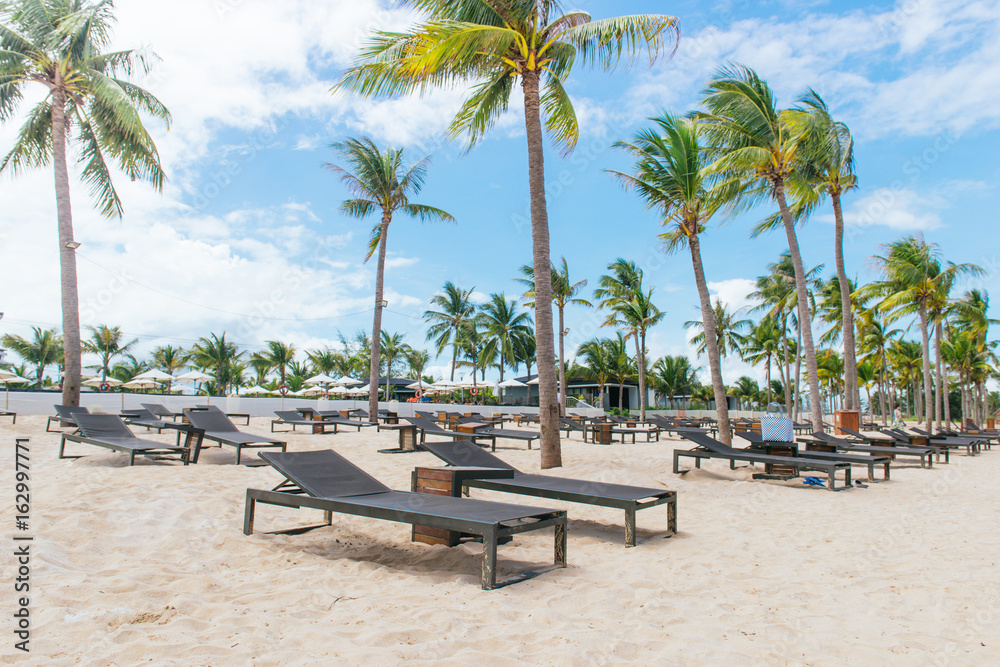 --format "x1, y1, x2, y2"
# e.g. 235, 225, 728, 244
685, 300, 752, 360
594, 259, 663, 421
262, 340, 296, 388
111, 354, 150, 384
577, 338, 615, 410
191, 333, 243, 397
862, 235, 982, 430
326, 137, 453, 420
424, 281, 476, 382
478, 293, 533, 386
604, 333, 635, 411
2, 327, 62, 387
379, 331, 411, 399
650, 355, 699, 409
610, 113, 738, 439
337, 1, 679, 468
82, 325, 136, 383
247, 352, 274, 388
744, 317, 783, 405
697, 64, 826, 432
151, 345, 188, 395
857, 358, 877, 420
0, 0, 170, 407
856, 308, 902, 425
515, 257, 591, 414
